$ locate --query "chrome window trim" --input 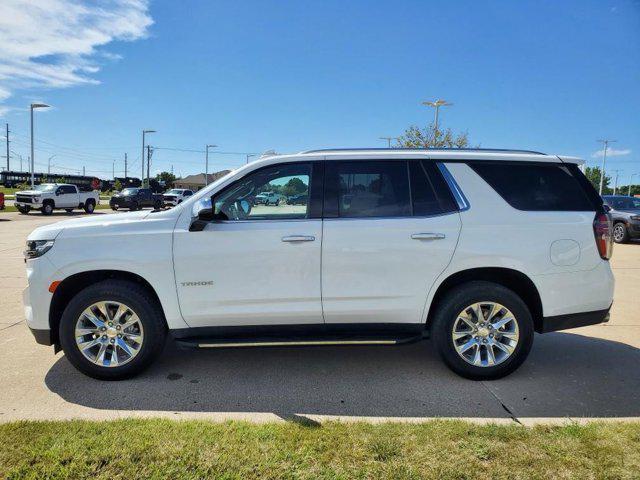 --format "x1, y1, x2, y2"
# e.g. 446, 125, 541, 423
437, 162, 470, 212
